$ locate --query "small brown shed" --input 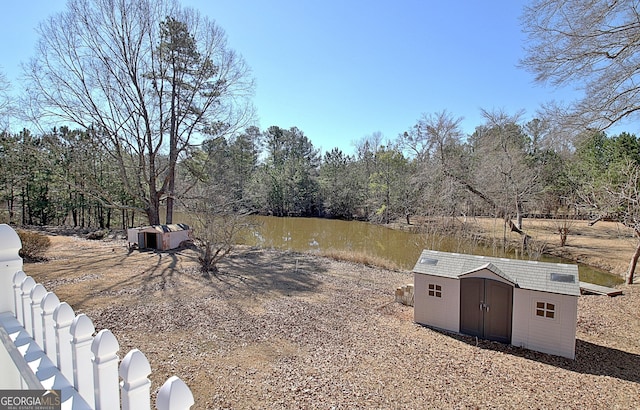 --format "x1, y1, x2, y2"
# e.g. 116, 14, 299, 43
127, 224, 192, 251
